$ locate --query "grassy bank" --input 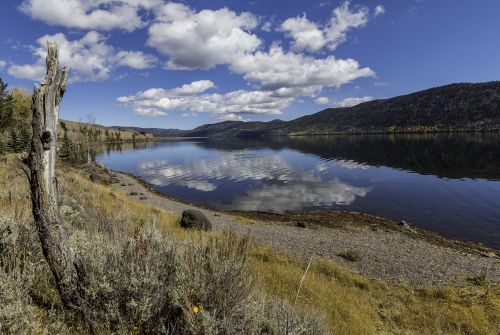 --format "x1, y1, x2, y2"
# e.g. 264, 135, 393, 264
0, 155, 498, 334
